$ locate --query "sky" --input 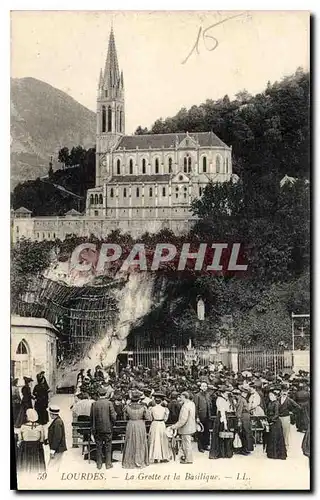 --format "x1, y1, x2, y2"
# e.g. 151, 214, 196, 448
11, 10, 310, 134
